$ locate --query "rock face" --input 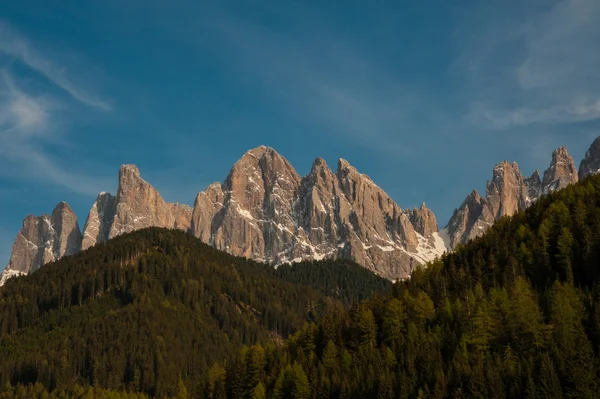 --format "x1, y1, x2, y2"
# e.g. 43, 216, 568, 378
190, 146, 446, 280
82, 164, 193, 248
446, 146, 578, 248
541, 147, 578, 195
81, 192, 116, 250
405, 203, 438, 244
579, 136, 600, 179
0, 202, 82, 285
